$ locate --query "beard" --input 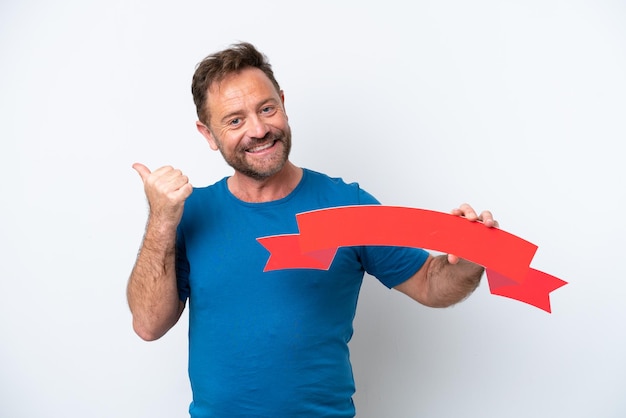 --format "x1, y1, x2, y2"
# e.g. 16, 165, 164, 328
215, 127, 292, 181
